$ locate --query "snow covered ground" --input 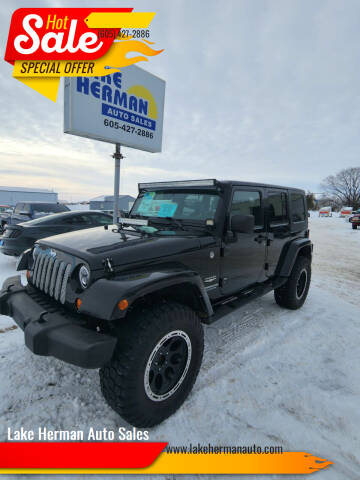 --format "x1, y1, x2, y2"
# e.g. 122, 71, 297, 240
0, 215, 359, 480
